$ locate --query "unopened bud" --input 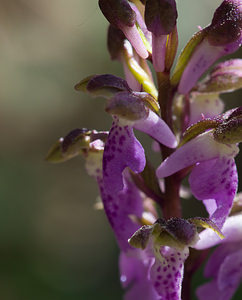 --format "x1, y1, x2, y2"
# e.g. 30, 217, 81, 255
145, 0, 178, 72
145, 0, 177, 36
207, 0, 242, 48
99, 0, 136, 28
173, 0, 242, 94
107, 25, 126, 60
